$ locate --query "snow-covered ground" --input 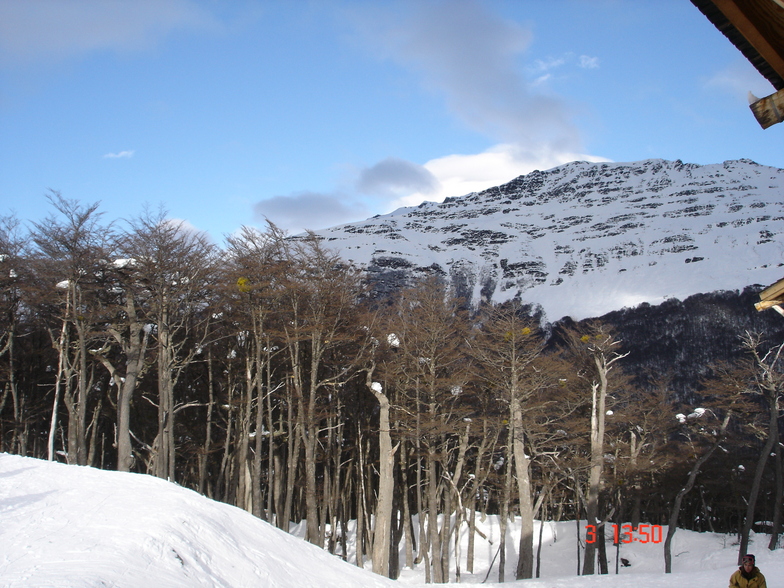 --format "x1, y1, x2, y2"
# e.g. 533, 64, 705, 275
1, 453, 782, 587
